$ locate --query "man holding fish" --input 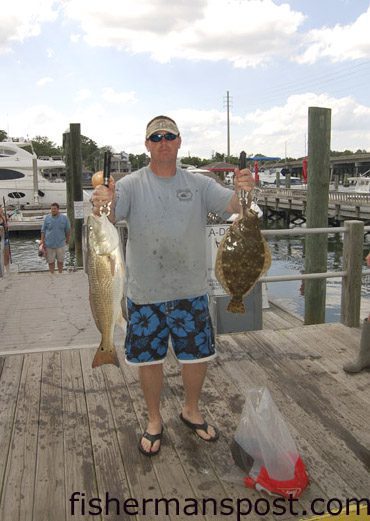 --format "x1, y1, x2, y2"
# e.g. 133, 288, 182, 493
90, 115, 254, 456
